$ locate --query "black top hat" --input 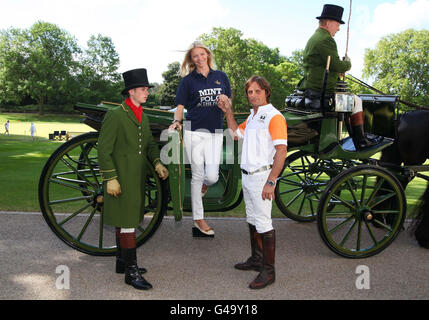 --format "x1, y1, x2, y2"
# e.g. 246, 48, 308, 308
316, 4, 345, 24
121, 68, 154, 95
